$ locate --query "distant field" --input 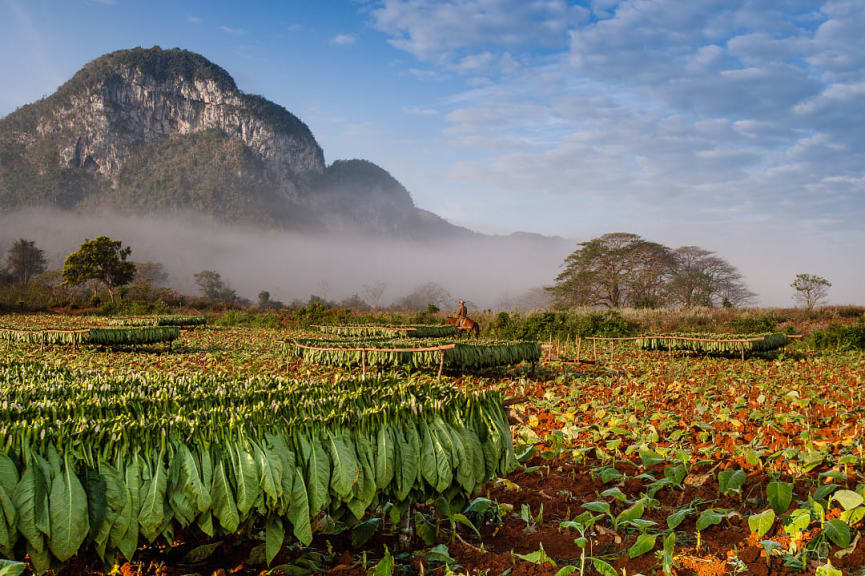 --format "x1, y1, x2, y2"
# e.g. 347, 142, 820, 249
0, 313, 863, 576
